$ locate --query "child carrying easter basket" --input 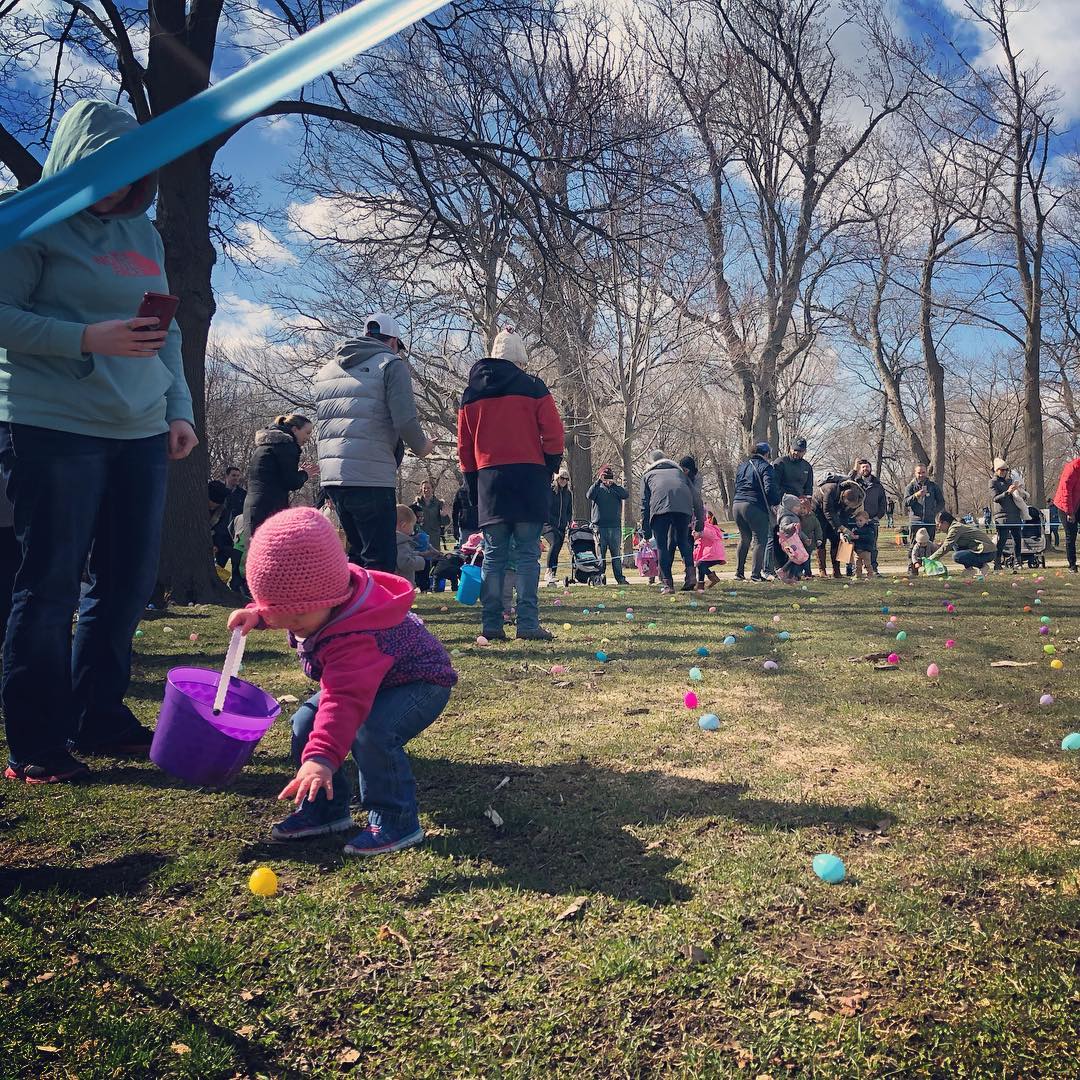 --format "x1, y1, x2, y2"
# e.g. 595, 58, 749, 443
228, 508, 457, 855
